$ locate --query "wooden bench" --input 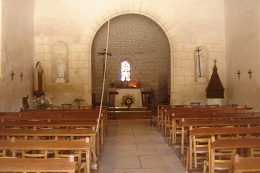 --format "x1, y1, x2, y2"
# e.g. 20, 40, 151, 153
2, 109, 107, 143
188, 126, 260, 170
173, 117, 260, 169
0, 157, 76, 172
210, 138, 260, 173
233, 157, 260, 173
0, 128, 100, 161
0, 140, 91, 173
163, 107, 257, 140
0, 119, 106, 143
178, 117, 260, 157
